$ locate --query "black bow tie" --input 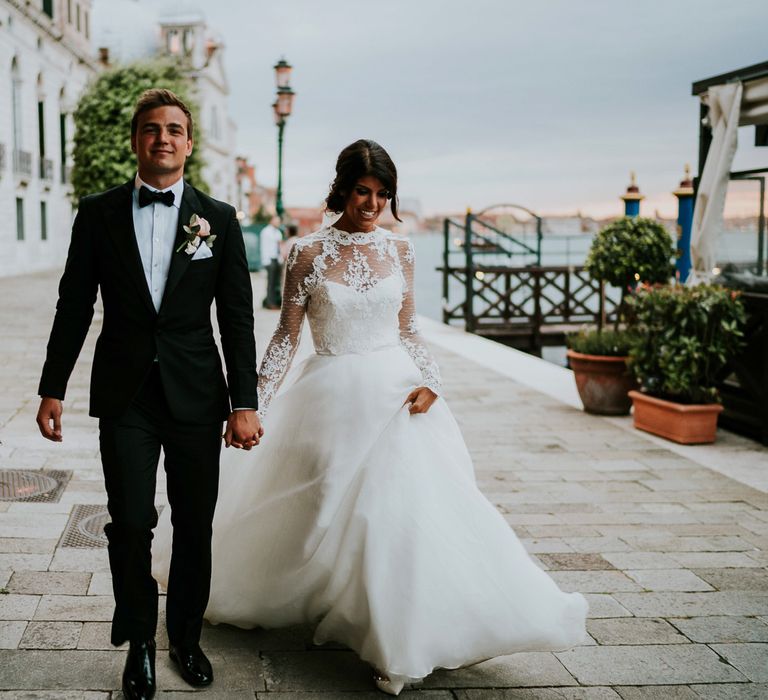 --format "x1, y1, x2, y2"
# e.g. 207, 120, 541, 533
138, 186, 175, 208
